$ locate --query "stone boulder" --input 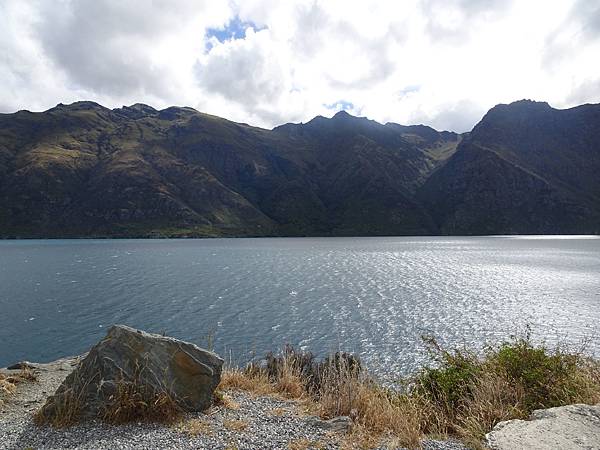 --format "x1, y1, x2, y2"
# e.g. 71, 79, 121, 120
38, 325, 223, 422
486, 404, 600, 450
